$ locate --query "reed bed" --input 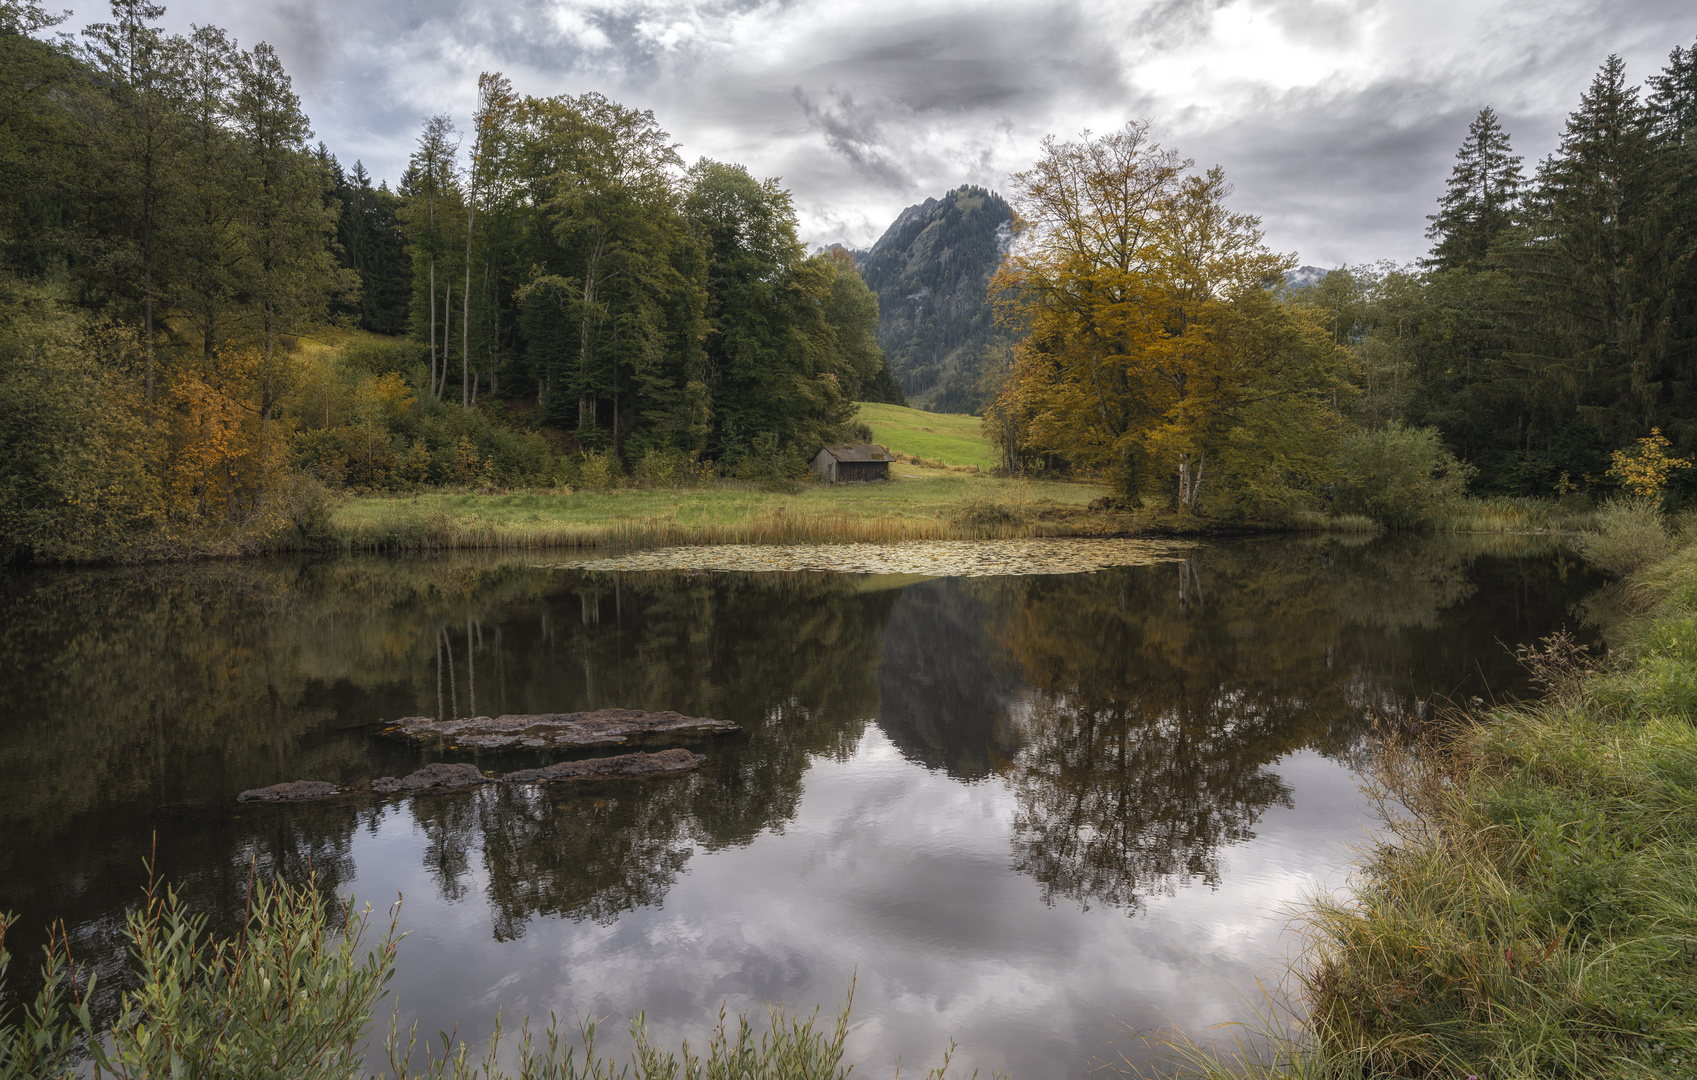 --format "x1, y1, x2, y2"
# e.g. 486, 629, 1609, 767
1427, 496, 1597, 534
329, 507, 1064, 554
